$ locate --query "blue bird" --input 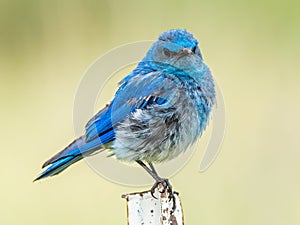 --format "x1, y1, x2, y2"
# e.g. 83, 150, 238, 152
34, 29, 215, 199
